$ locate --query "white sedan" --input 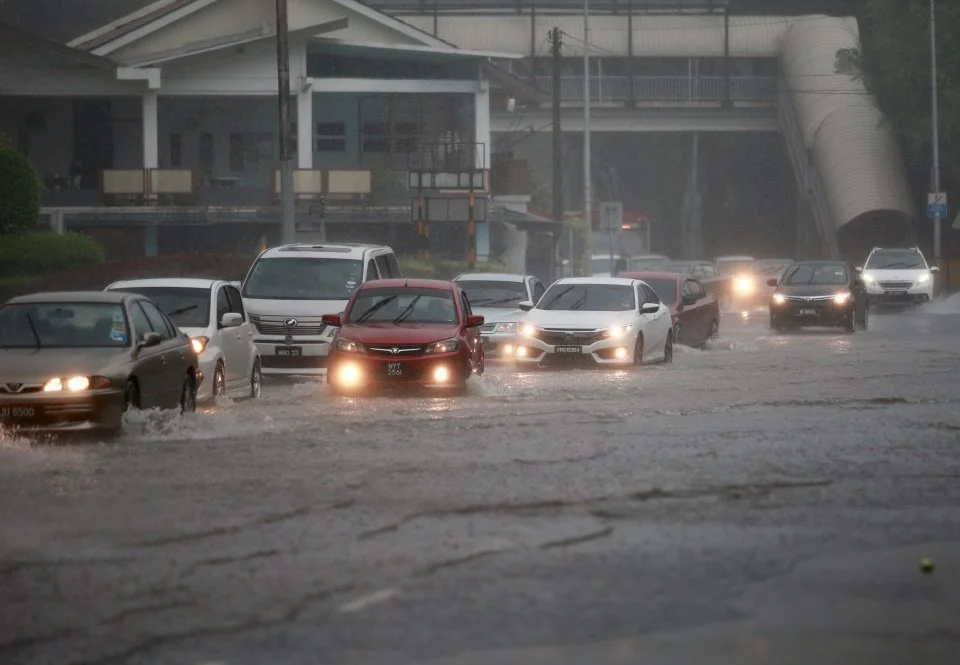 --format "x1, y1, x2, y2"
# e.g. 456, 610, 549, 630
513, 277, 674, 367
105, 278, 261, 401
